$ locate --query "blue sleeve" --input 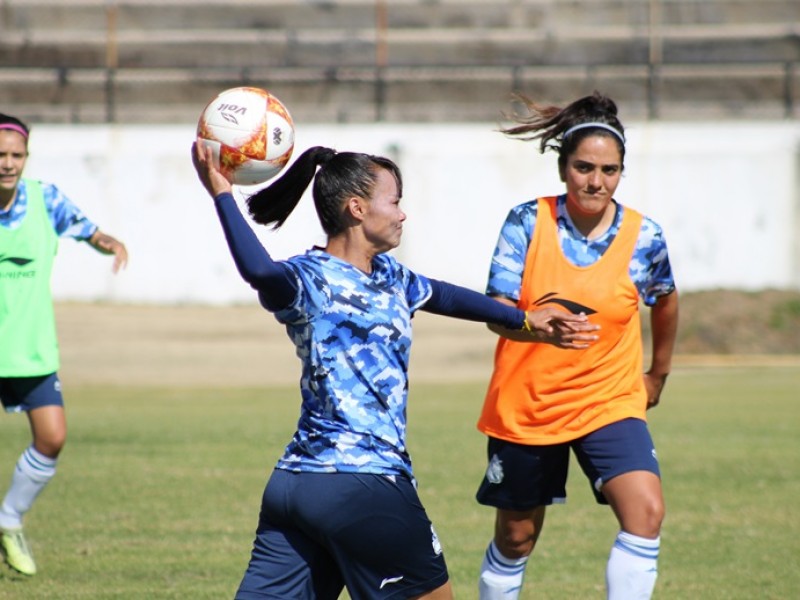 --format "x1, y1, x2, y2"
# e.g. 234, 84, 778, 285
421, 278, 526, 330
486, 202, 537, 301
213, 192, 297, 311
630, 217, 676, 307
43, 182, 98, 240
